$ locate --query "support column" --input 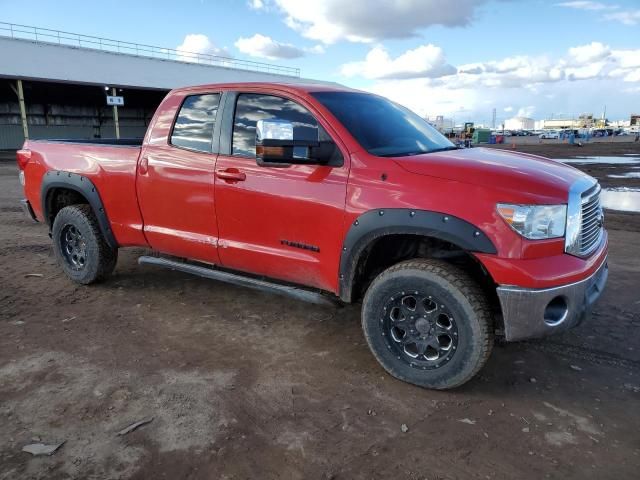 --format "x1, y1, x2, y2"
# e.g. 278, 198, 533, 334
17, 80, 29, 141
112, 87, 120, 139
